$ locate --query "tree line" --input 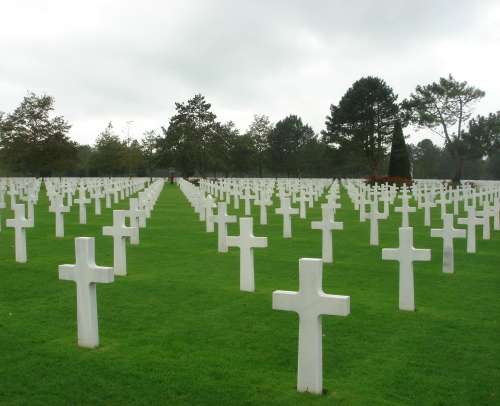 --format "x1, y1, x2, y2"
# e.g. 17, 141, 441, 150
1, 75, 499, 181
